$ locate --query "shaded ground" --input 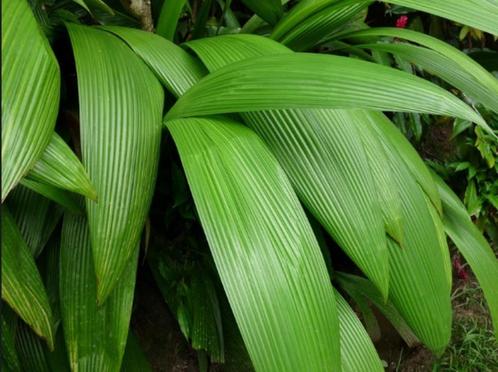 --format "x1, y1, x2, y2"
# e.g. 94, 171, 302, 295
131, 255, 497, 371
